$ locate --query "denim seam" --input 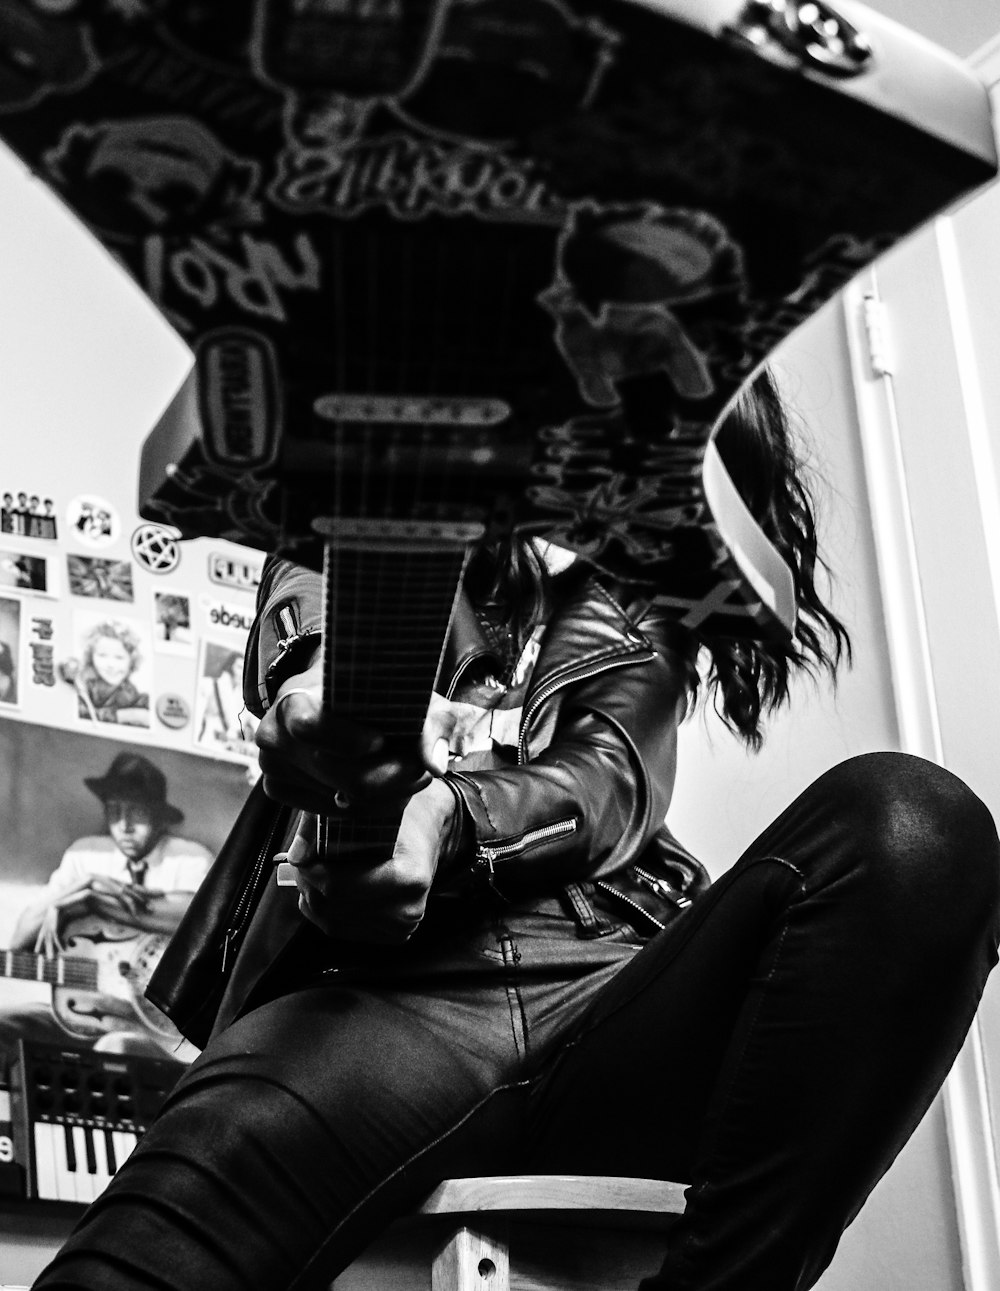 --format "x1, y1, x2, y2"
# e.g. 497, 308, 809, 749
291, 1078, 530, 1291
